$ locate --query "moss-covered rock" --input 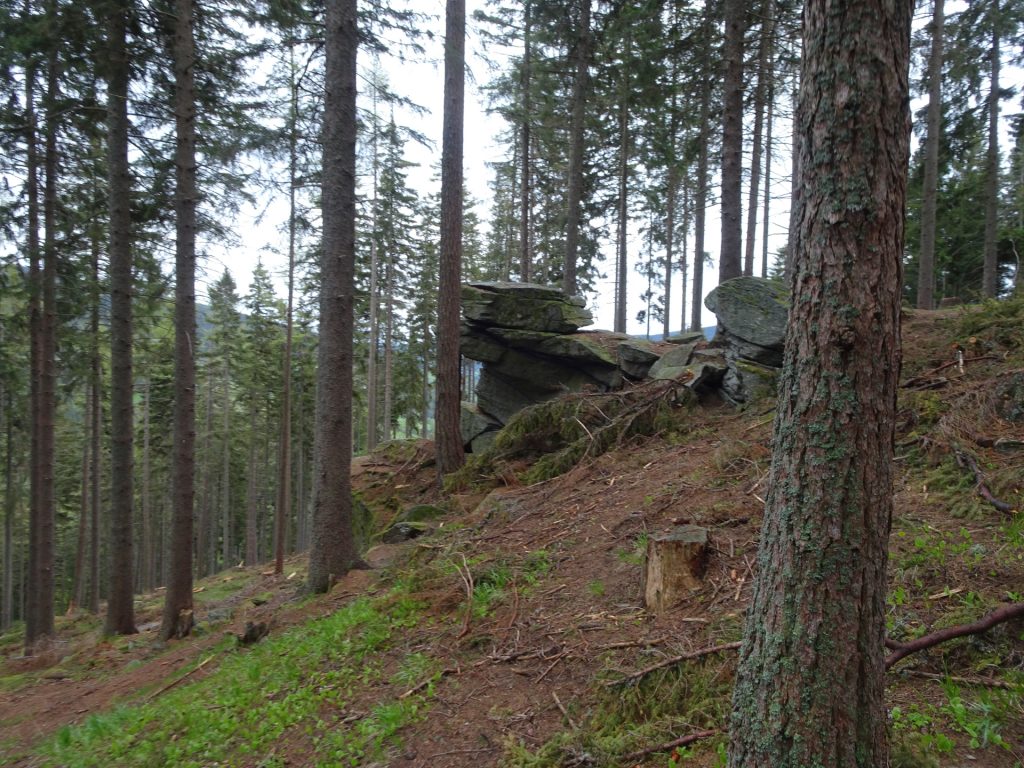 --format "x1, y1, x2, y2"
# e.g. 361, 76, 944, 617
705, 277, 788, 349
462, 283, 593, 333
